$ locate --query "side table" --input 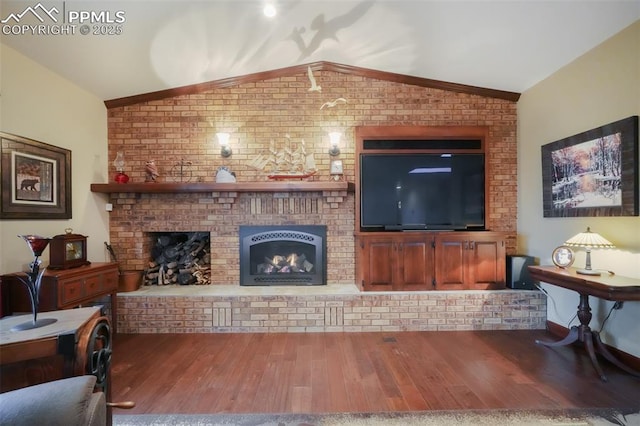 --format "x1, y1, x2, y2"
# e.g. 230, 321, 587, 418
528, 265, 640, 381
